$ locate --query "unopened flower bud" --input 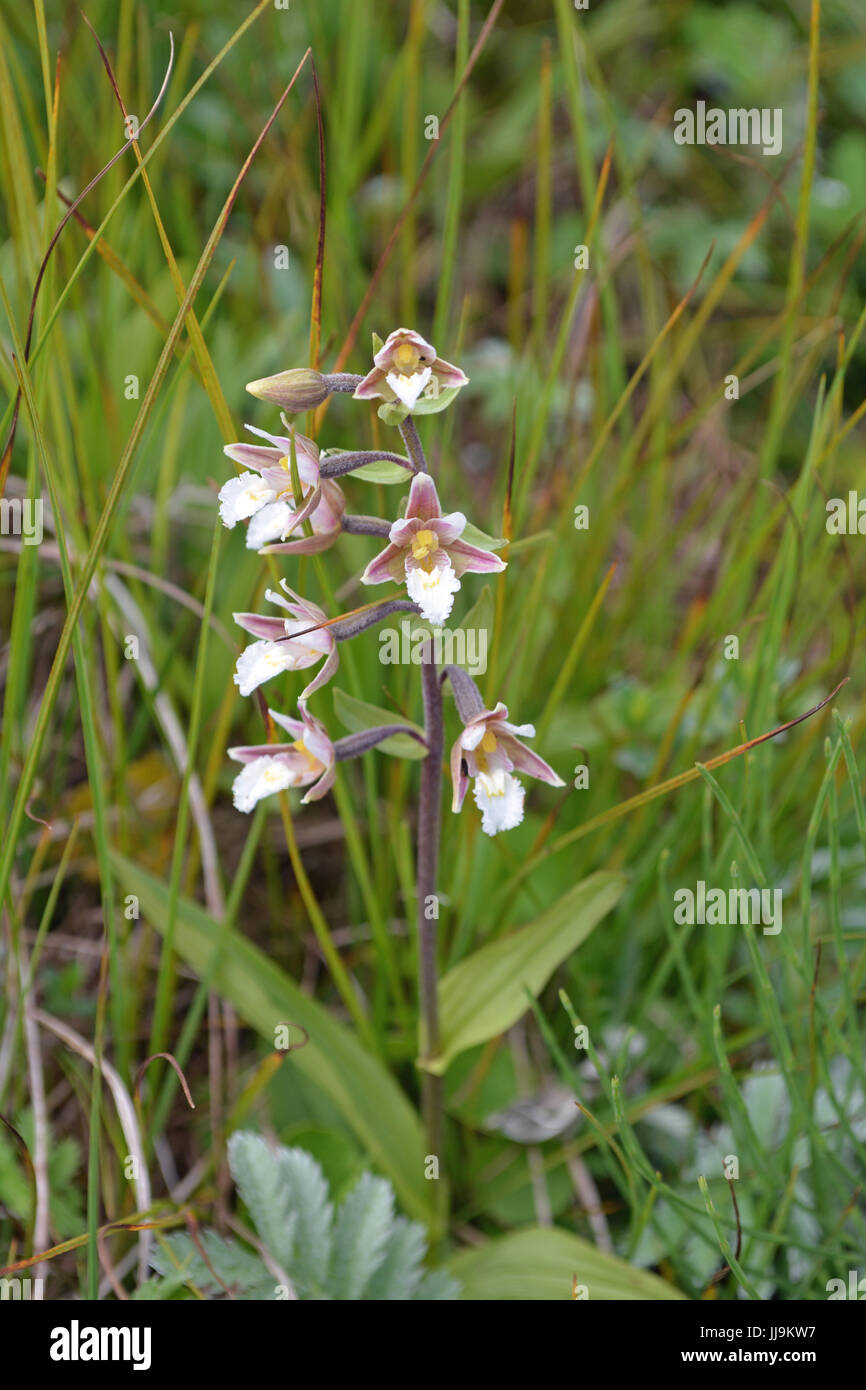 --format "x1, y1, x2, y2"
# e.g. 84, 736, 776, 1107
245, 368, 330, 411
